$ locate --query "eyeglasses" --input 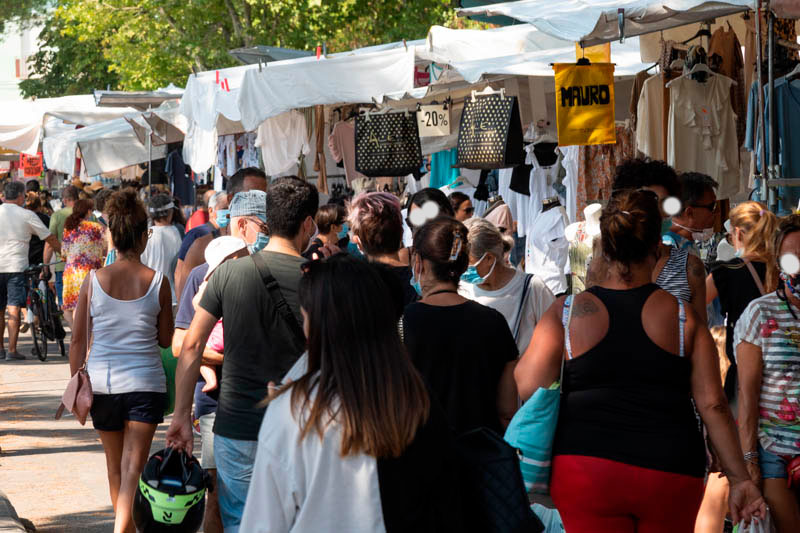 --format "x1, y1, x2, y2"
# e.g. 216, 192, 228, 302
247, 217, 269, 234
691, 200, 718, 213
